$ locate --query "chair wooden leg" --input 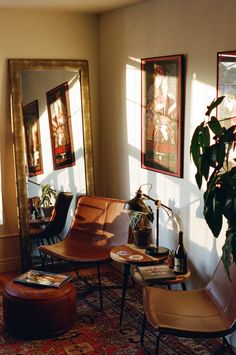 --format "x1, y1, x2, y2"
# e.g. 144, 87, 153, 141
97, 263, 103, 311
